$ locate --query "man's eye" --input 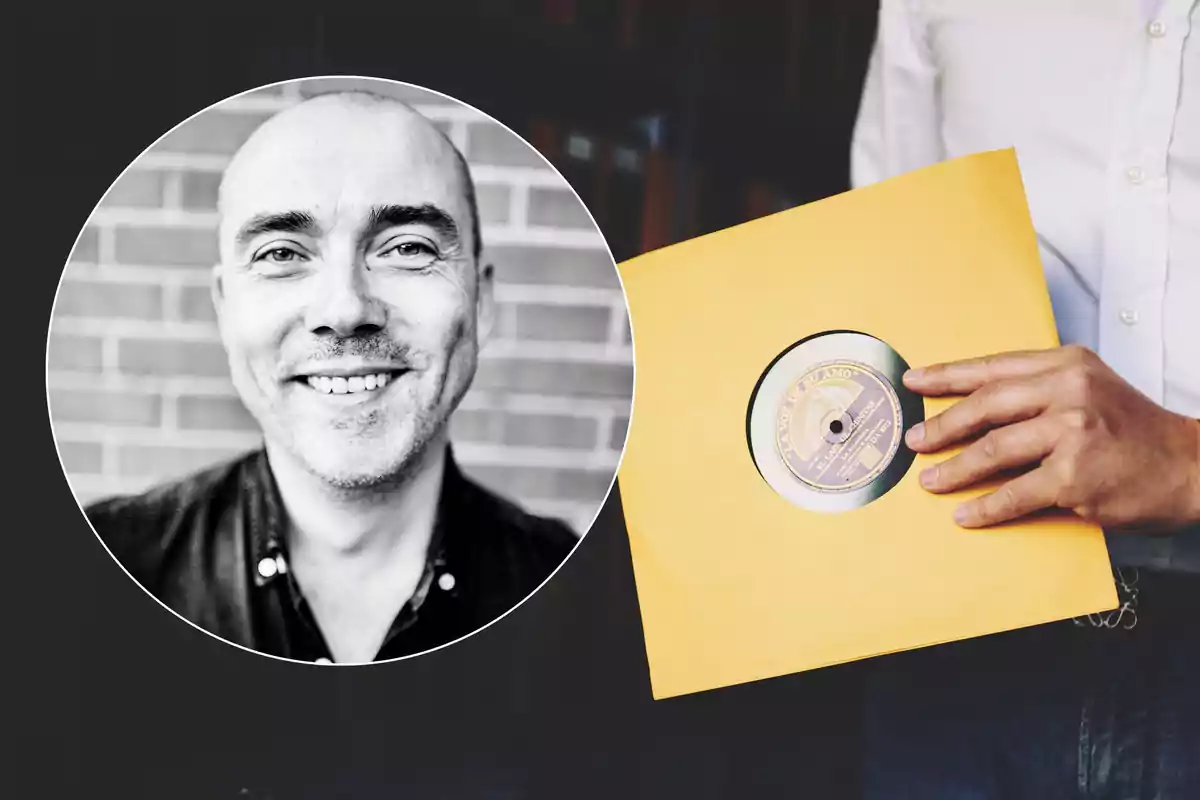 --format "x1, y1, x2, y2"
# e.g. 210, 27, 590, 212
373, 238, 440, 270
255, 247, 303, 264
383, 241, 437, 258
